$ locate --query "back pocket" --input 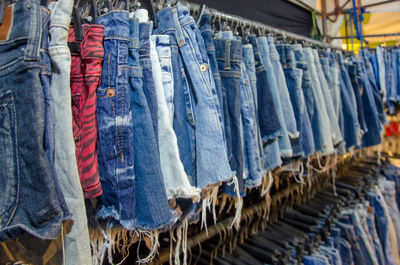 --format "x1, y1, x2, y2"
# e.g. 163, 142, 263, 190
0, 90, 19, 228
